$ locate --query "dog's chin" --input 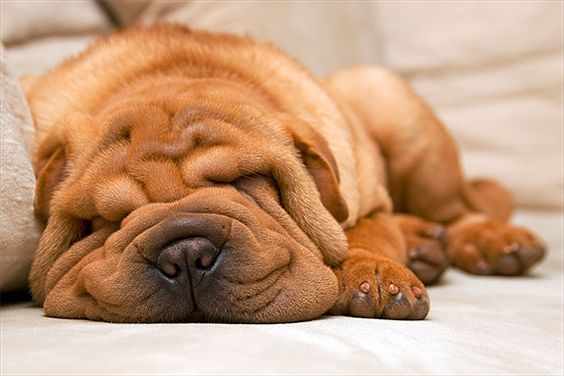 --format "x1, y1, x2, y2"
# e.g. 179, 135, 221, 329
43, 186, 338, 323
